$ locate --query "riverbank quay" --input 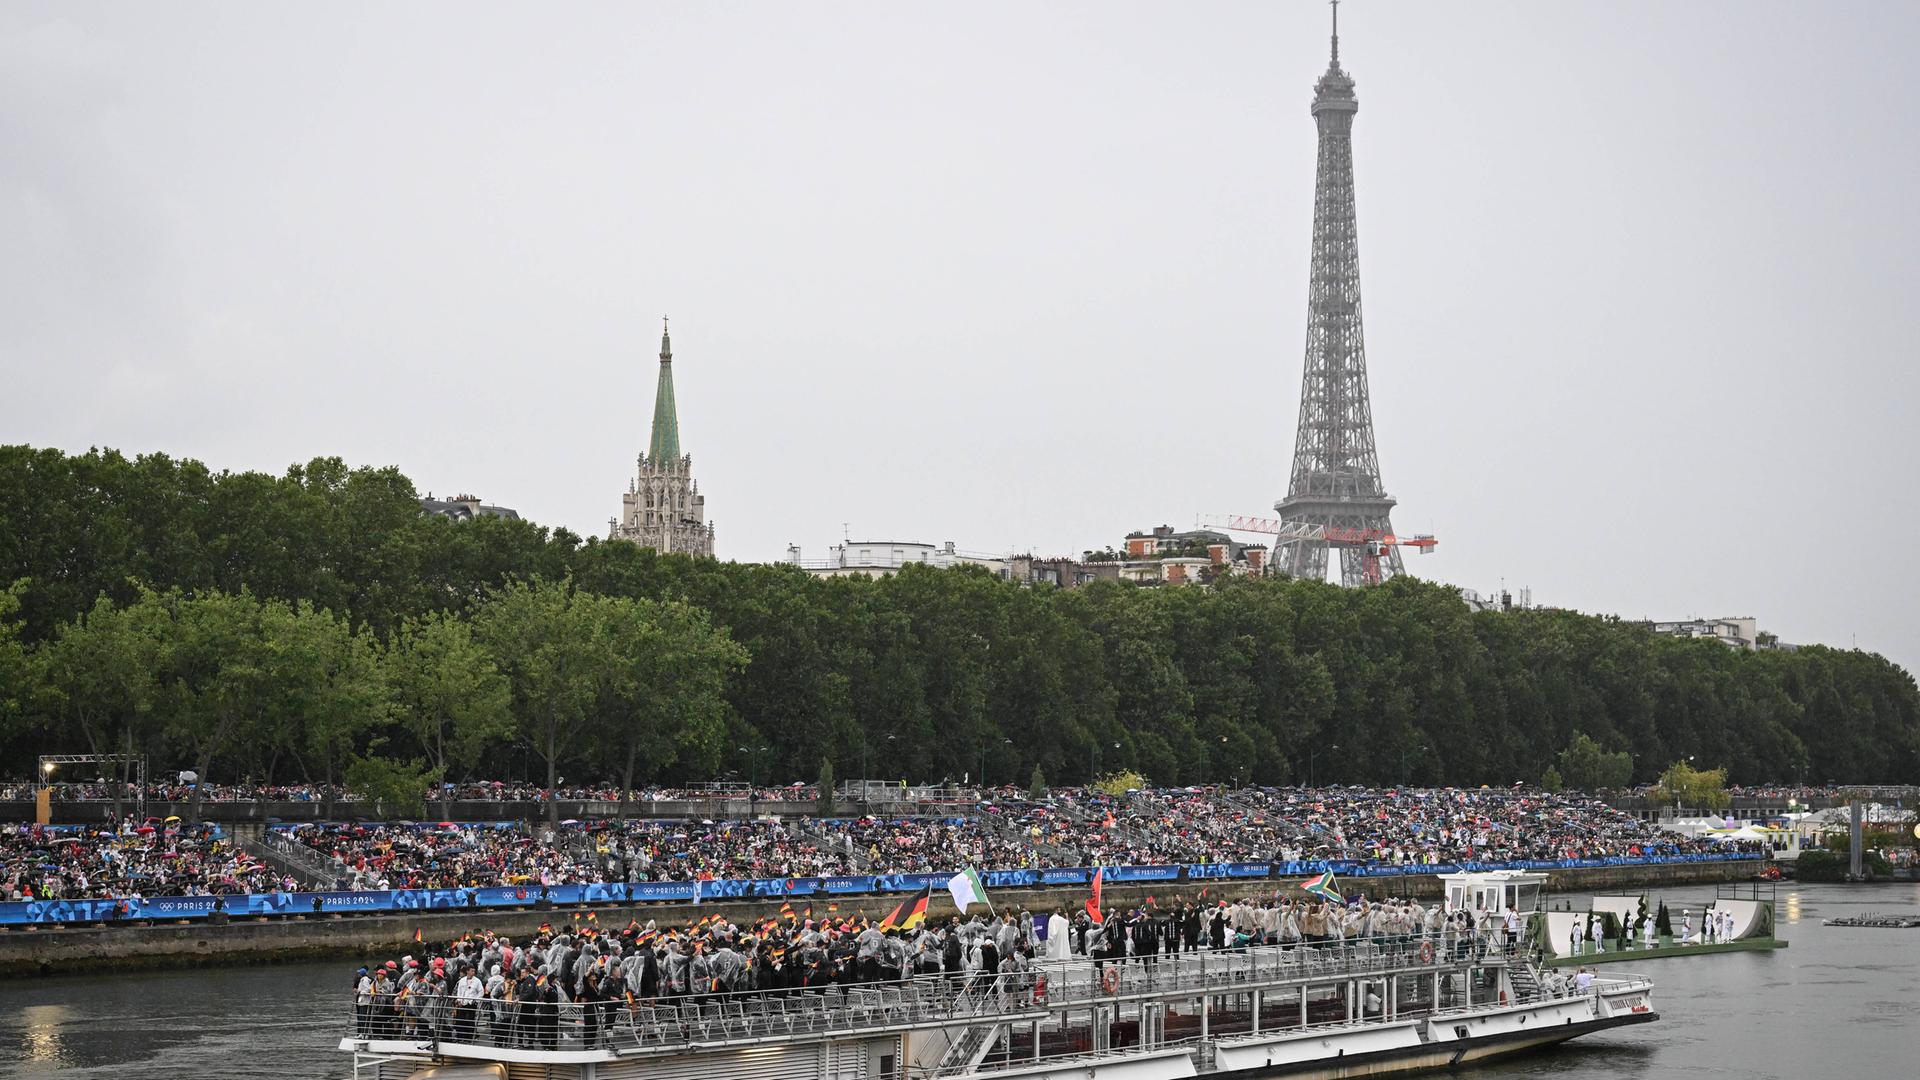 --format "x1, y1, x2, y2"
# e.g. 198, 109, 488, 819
1543, 936, 1788, 967
0, 859, 1760, 977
